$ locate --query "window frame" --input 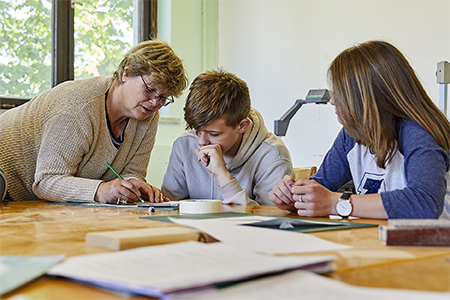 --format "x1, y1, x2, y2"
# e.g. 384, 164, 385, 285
0, 0, 157, 109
